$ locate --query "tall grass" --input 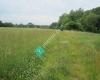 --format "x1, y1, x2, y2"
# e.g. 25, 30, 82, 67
0, 28, 100, 80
